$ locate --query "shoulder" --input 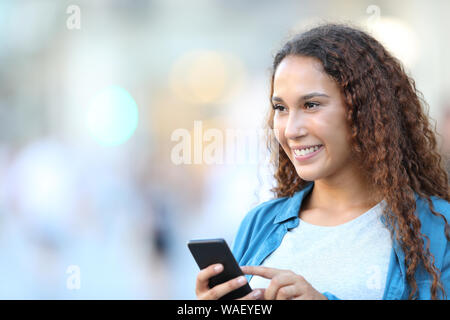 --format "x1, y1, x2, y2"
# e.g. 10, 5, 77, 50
414, 195, 449, 272
415, 195, 450, 229
429, 196, 450, 218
